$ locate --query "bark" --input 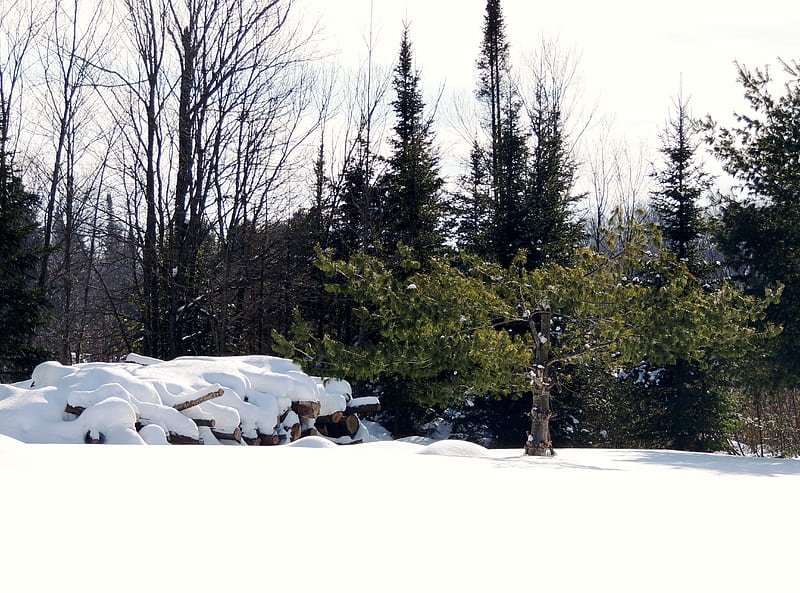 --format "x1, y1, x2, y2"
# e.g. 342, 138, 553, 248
167, 432, 203, 445
65, 403, 85, 416
212, 425, 243, 443
324, 414, 360, 438
345, 398, 381, 416
191, 418, 215, 428
84, 430, 105, 444
525, 309, 554, 456
173, 388, 224, 411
